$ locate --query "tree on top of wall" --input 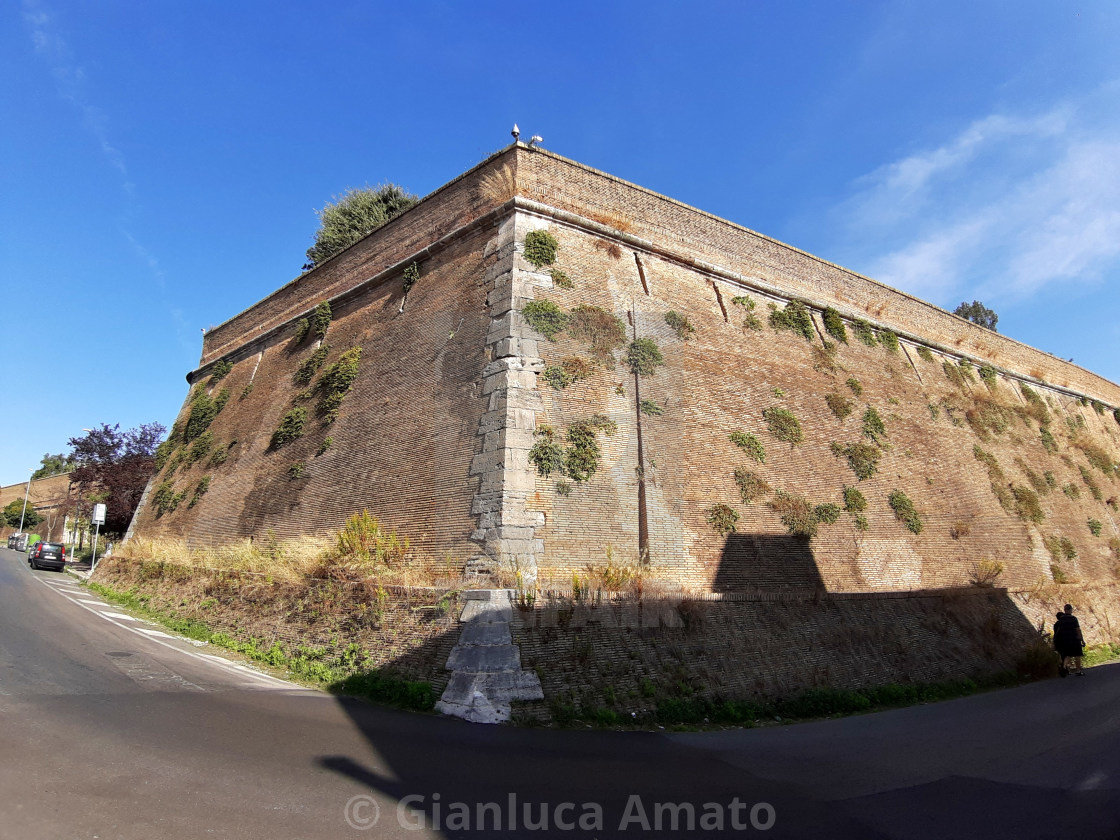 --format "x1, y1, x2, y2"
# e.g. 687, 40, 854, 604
303, 184, 419, 270
954, 300, 998, 332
